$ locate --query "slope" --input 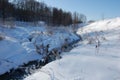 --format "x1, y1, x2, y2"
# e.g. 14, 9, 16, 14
25, 17, 120, 80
